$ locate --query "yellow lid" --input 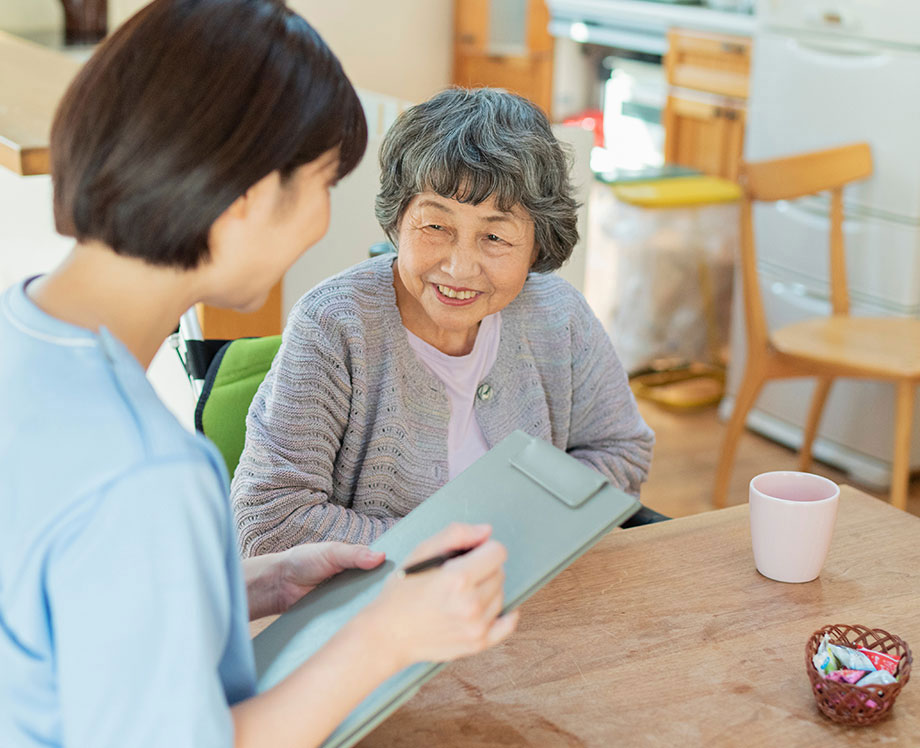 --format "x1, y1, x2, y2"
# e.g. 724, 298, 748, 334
611, 175, 742, 208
